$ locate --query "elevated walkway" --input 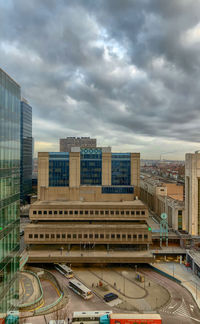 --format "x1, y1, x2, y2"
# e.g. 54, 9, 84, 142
27, 248, 154, 264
